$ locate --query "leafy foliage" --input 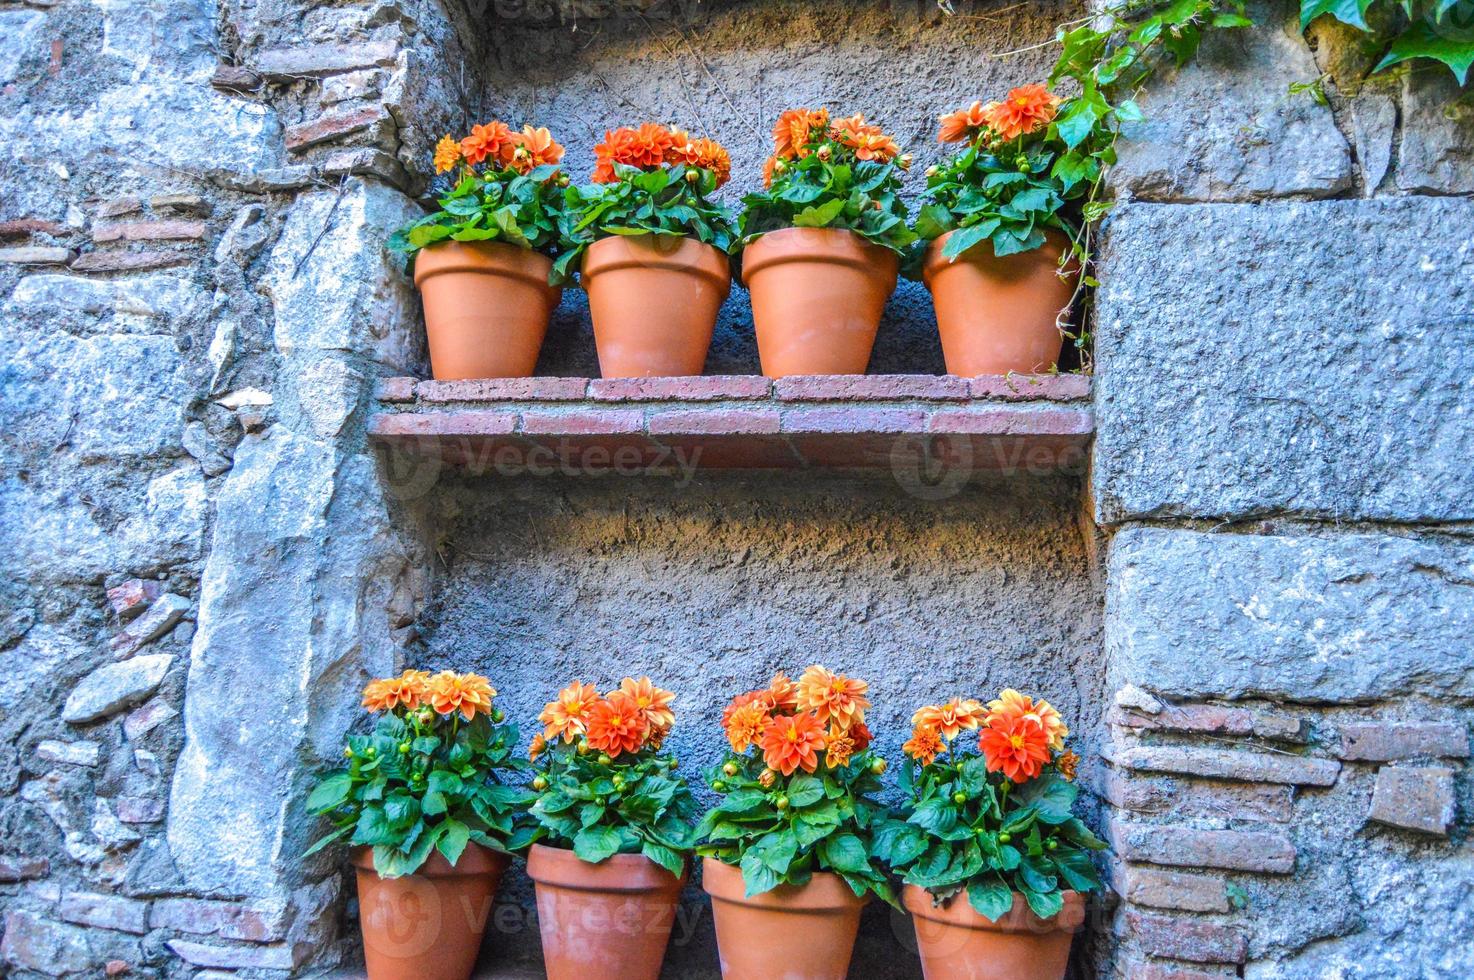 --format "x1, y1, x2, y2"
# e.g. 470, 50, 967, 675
388, 164, 566, 259
1302, 0, 1474, 84
554, 164, 737, 285
697, 749, 895, 904
526, 739, 699, 876
740, 155, 917, 255
877, 755, 1106, 922
305, 705, 534, 878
